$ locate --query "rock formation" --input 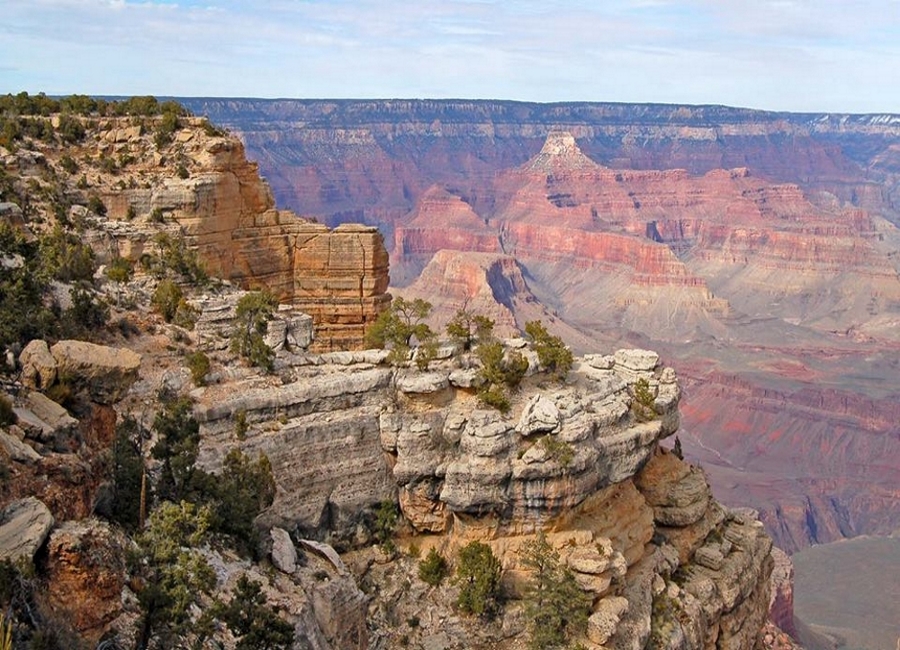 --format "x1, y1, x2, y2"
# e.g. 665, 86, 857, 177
180, 99, 900, 551
192, 341, 774, 649
0, 496, 54, 564
45, 116, 390, 351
